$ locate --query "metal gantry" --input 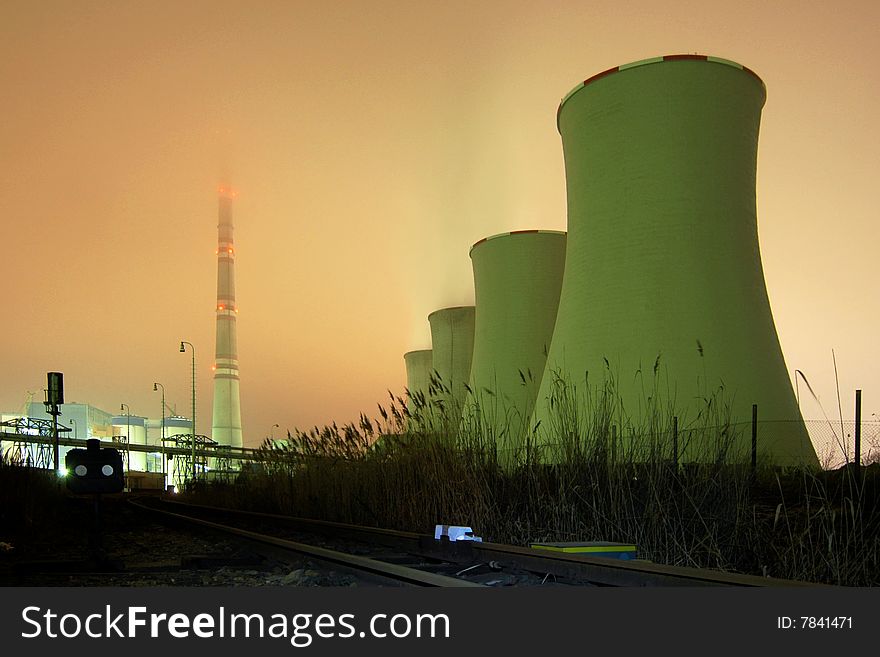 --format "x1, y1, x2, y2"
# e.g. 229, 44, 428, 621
163, 433, 216, 489
112, 434, 130, 472
0, 417, 65, 468
1, 420, 267, 489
